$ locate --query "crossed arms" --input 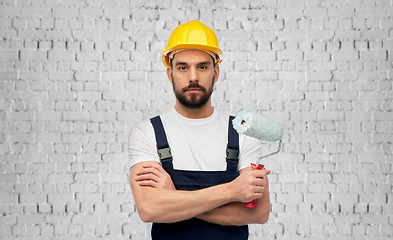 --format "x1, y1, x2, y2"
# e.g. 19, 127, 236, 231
129, 162, 271, 226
